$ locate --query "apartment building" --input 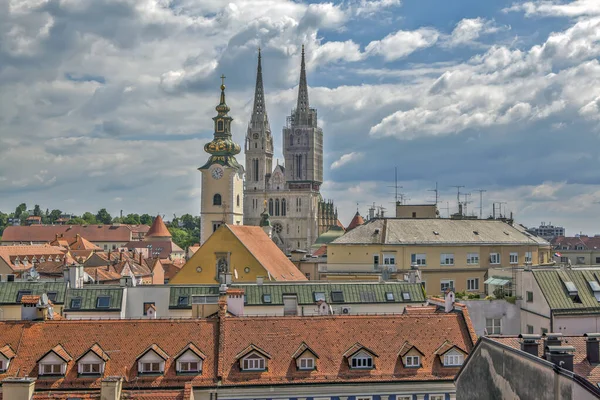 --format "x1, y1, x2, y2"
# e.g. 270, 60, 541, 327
551, 235, 600, 266
325, 218, 552, 295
